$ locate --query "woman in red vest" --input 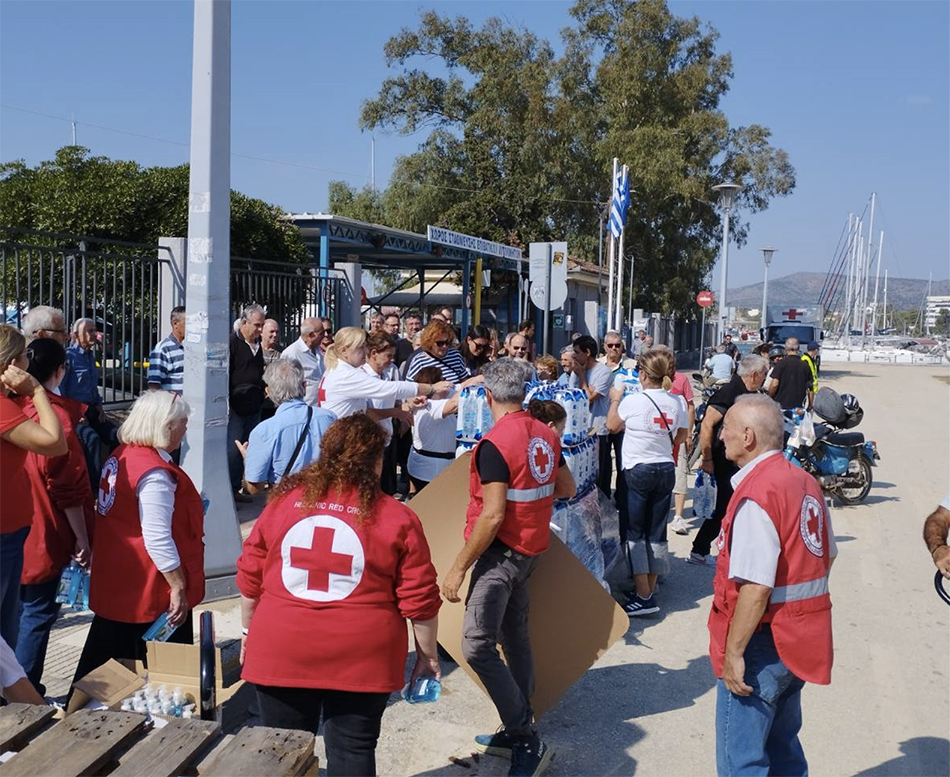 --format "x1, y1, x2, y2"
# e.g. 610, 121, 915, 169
237, 413, 441, 777
72, 390, 205, 684
0, 325, 67, 655
14, 339, 94, 695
